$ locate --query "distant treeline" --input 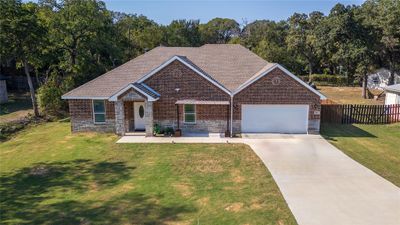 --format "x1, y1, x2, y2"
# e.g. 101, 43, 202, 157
0, 0, 399, 116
